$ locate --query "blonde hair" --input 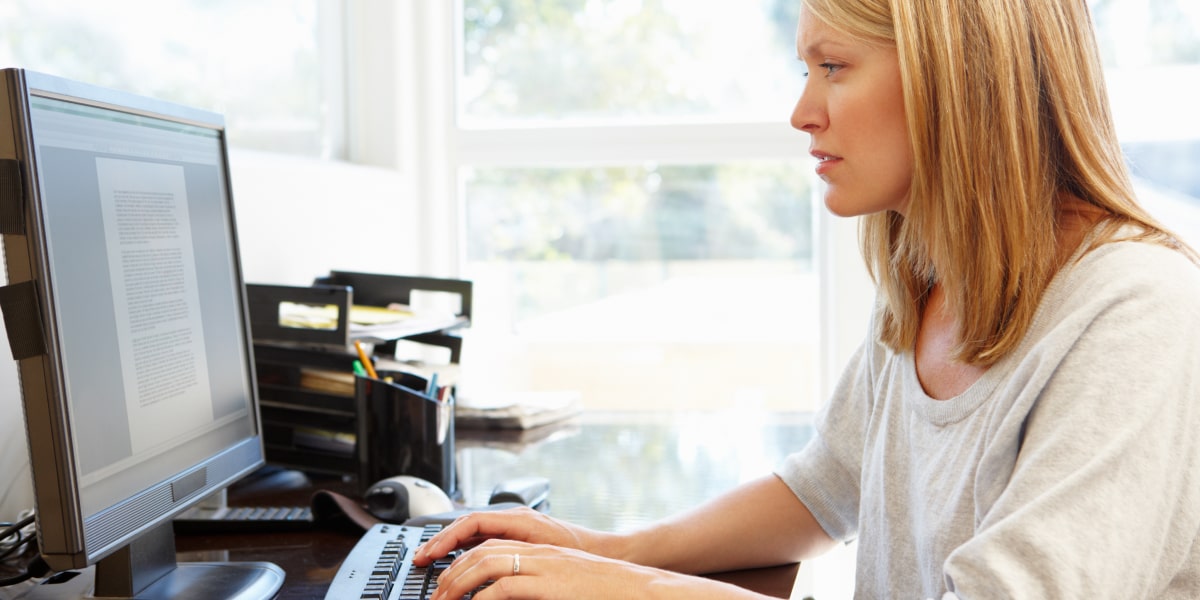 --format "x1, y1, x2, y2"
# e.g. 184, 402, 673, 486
803, 0, 1193, 365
